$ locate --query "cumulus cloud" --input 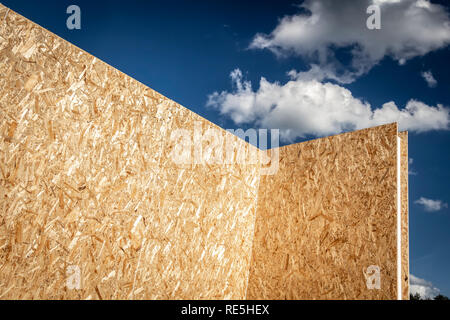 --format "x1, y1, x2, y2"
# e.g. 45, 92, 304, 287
415, 197, 448, 212
207, 69, 450, 141
421, 70, 438, 87
410, 274, 441, 299
249, 0, 450, 83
